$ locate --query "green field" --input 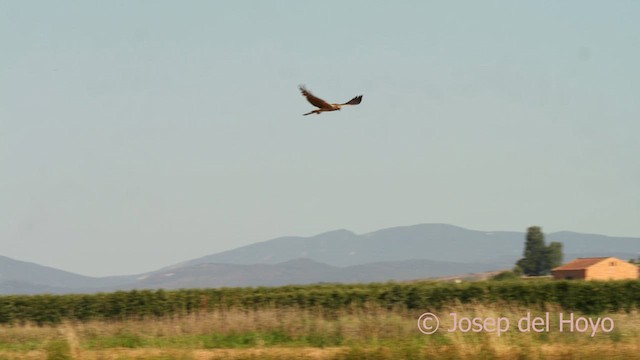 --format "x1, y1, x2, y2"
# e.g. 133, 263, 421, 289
0, 280, 639, 359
